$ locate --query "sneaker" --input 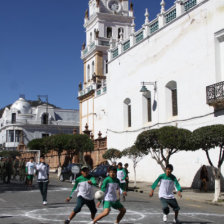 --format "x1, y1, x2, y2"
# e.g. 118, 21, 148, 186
163, 214, 168, 222
64, 220, 70, 224
43, 201, 48, 205
87, 222, 94, 224
173, 218, 180, 223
